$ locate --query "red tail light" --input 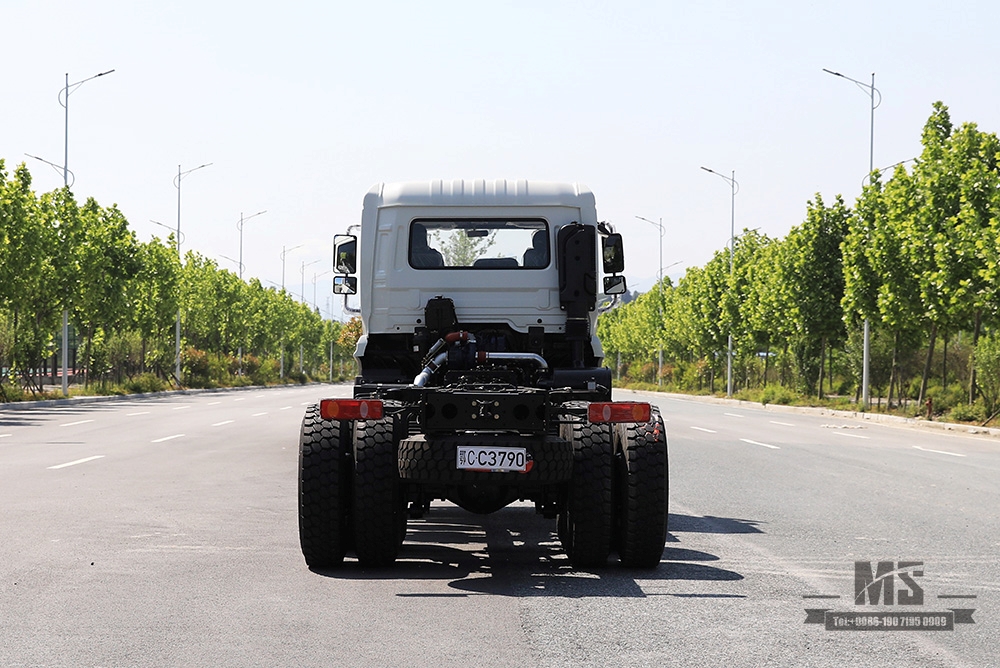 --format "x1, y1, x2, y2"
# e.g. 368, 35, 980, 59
320, 399, 384, 421
587, 402, 651, 424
